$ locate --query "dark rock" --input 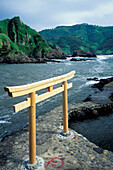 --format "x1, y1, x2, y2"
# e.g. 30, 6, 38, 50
53, 147, 58, 151
109, 93, 113, 101
70, 58, 94, 61
83, 77, 113, 105
44, 58, 61, 63
47, 44, 66, 60
69, 103, 113, 122
41, 49, 45, 58
87, 77, 98, 81
92, 110, 98, 115
92, 77, 113, 91
72, 50, 96, 58
1, 51, 31, 64
93, 147, 103, 154
83, 96, 92, 102
0, 52, 62, 64
84, 87, 113, 104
